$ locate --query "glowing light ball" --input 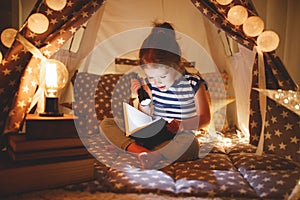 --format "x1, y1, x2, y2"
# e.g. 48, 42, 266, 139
227, 5, 248, 26
28, 13, 49, 34
243, 16, 264, 37
216, 0, 233, 5
1, 28, 18, 48
257, 30, 280, 52
46, 0, 67, 11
